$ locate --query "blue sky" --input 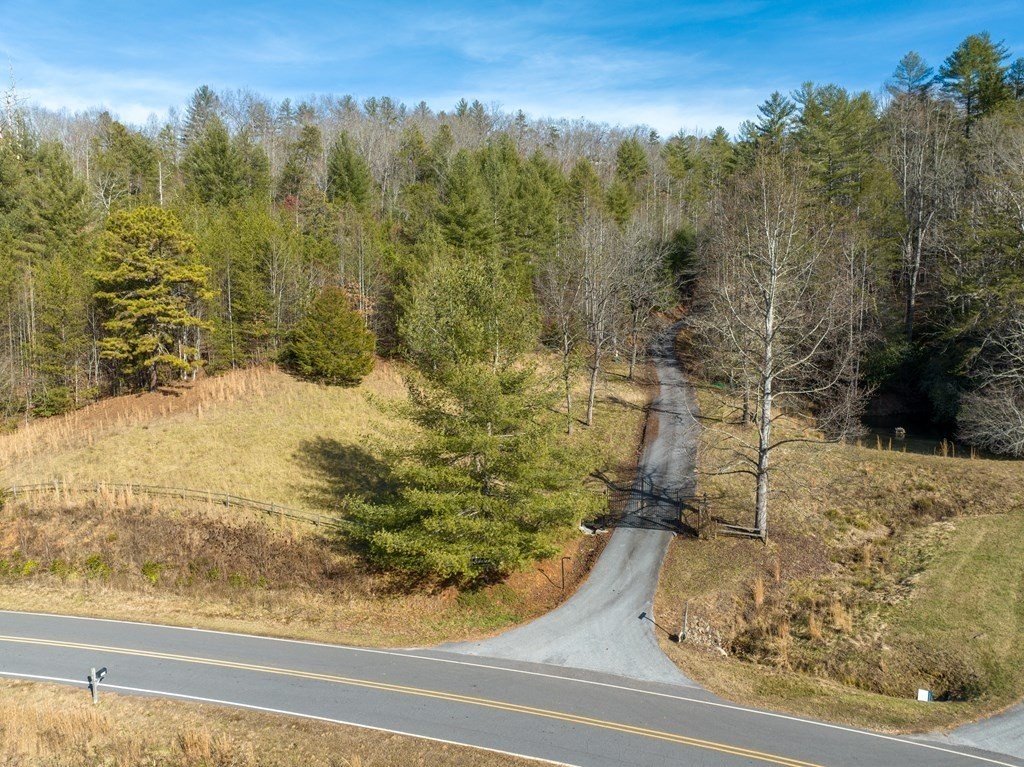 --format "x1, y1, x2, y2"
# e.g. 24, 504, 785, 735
3, 1, 1023, 137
